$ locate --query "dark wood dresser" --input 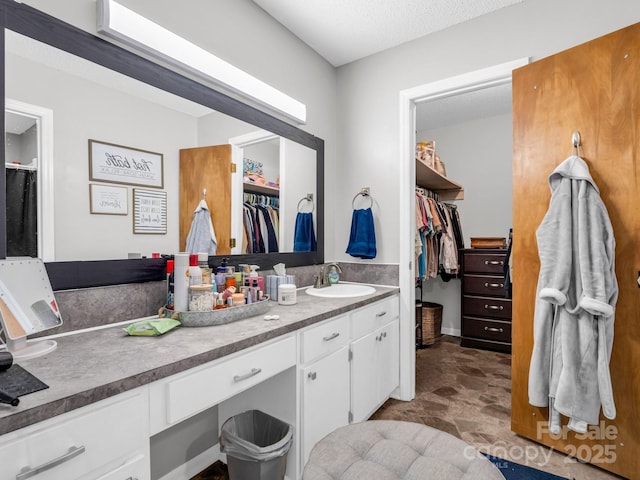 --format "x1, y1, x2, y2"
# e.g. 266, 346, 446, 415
460, 248, 512, 352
